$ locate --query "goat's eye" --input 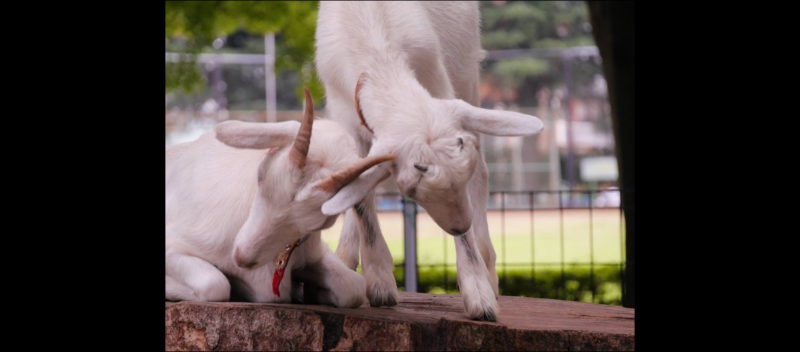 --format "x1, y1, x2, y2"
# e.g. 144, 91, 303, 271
457, 137, 464, 150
